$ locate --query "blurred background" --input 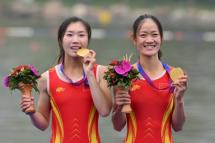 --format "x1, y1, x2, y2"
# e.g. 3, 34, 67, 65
0, 0, 215, 143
